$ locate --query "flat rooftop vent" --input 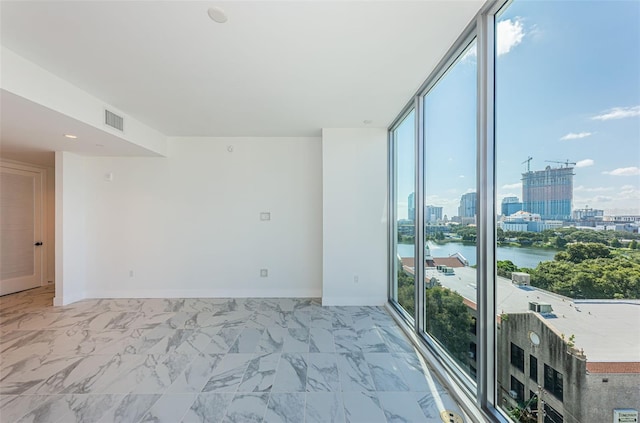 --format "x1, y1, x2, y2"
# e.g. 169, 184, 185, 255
529, 301, 553, 313
105, 109, 124, 132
